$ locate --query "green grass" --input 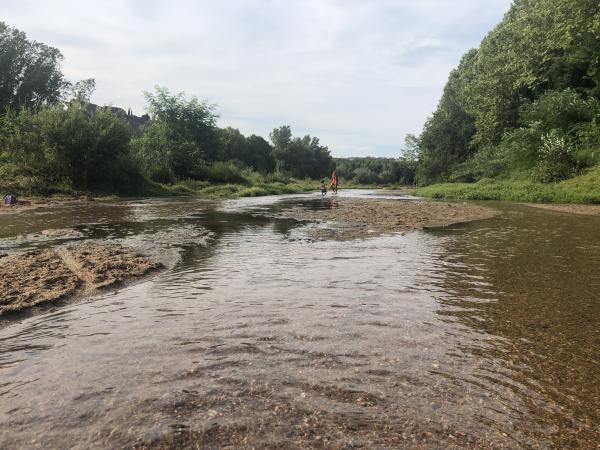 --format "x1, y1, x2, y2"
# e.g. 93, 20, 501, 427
415, 166, 600, 204
160, 179, 317, 199
2, 169, 410, 201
